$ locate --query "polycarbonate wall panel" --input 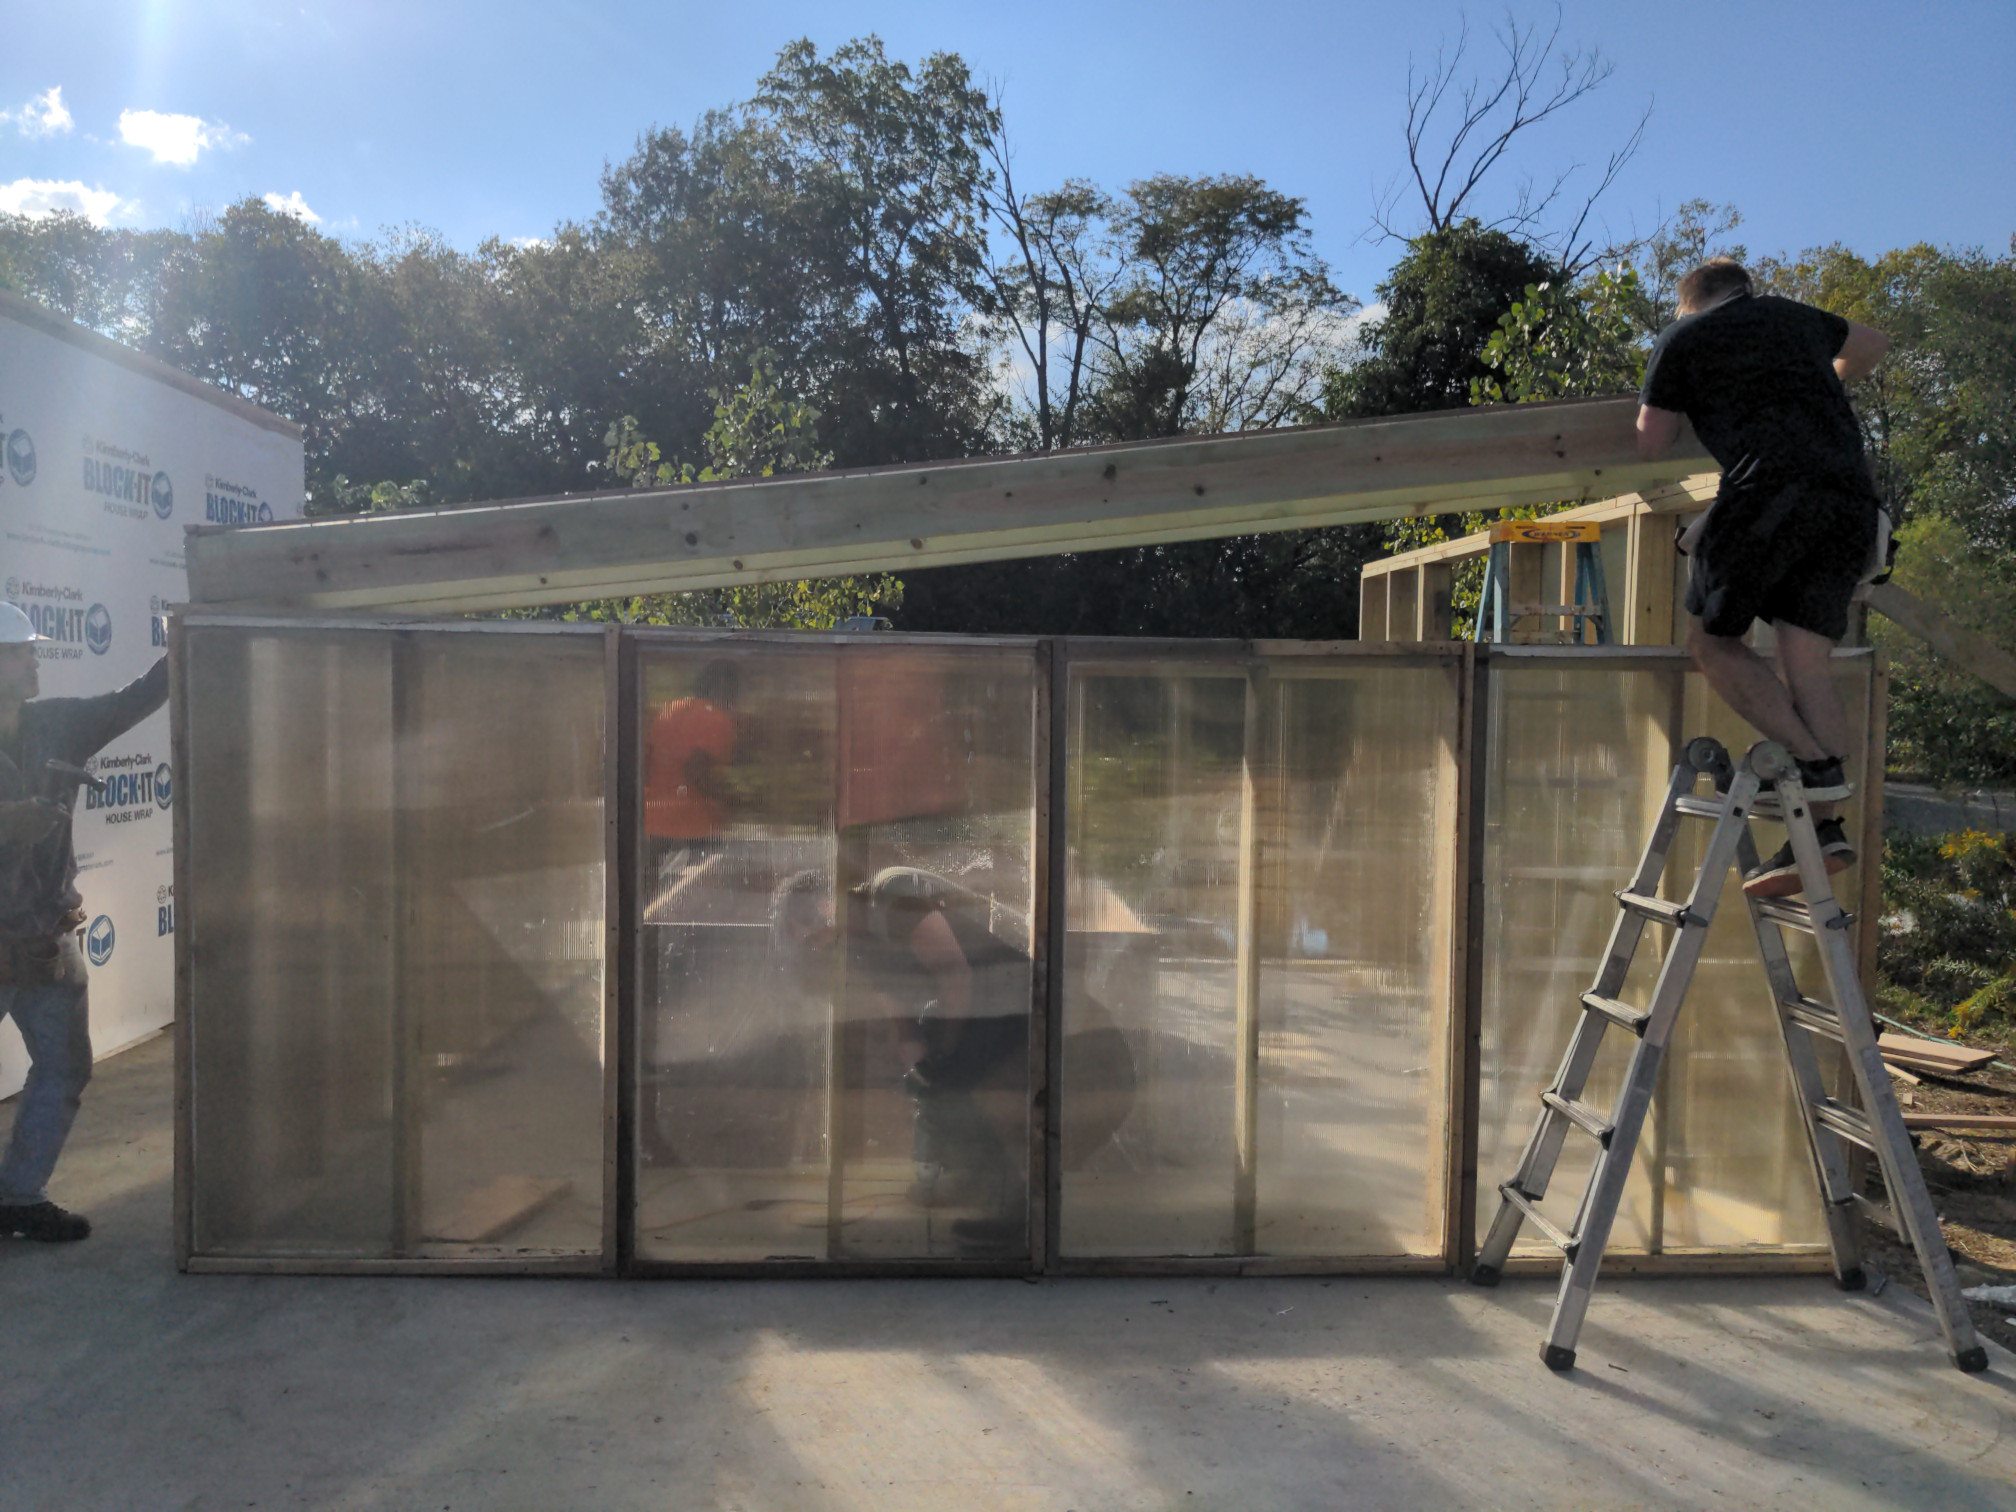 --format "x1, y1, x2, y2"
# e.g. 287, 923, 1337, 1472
184, 627, 607, 1260
1059, 656, 1459, 1258
1254, 667, 1457, 1257
1477, 653, 1872, 1258
178, 619, 1878, 1274
632, 643, 1039, 1264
